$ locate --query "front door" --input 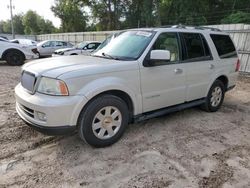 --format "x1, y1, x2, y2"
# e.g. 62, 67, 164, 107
140, 32, 187, 112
